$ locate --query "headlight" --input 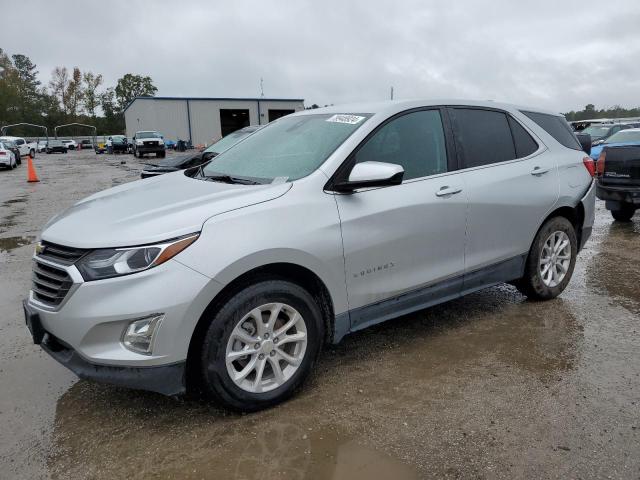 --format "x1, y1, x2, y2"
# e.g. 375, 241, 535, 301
75, 234, 198, 281
136, 140, 144, 145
